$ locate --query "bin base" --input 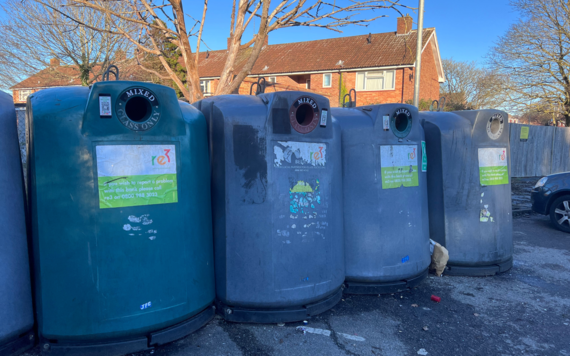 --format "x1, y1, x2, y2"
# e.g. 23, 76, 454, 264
41, 305, 215, 356
344, 269, 428, 295
218, 287, 342, 324
0, 329, 35, 356
445, 257, 513, 277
